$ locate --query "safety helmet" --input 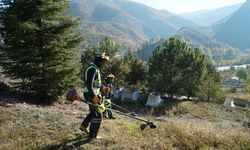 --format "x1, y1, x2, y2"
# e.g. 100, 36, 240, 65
107, 74, 115, 79
95, 52, 109, 62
